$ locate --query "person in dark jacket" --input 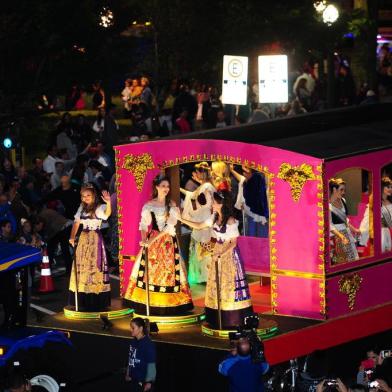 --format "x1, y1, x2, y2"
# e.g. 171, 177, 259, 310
125, 317, 156, 392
